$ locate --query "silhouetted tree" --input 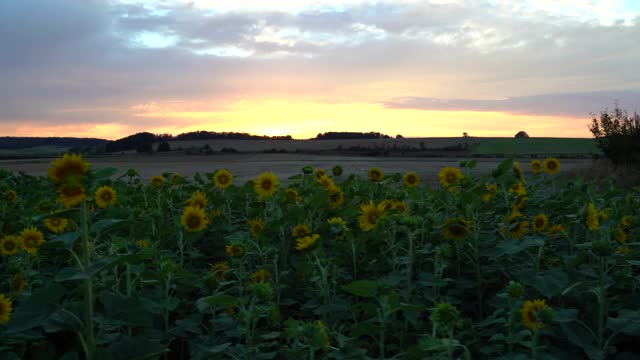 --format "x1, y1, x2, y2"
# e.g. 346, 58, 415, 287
157, 141, 171, 152
589, 105, 640, 166
515, 131, 529, 138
